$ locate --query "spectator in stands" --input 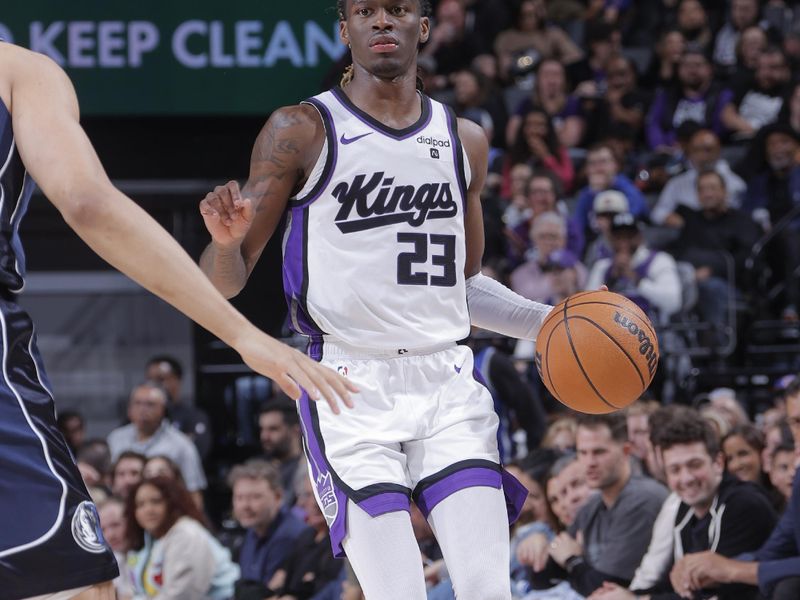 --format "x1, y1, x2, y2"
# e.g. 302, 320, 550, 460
452, 68, 507, 150
506, 58, 586, 148
97, 497, 133, 600
111, 450, 146, 500
762, 418, 793, 474
506, 108, 574, 192
499, 162, 533, 228
125, 476, 239, 599
494, 0, 582, 81
590, 55, 648, 146
769, 444, 796, 509
651, 128, 746, 226
728, 25, 768, 90
258, 399, 303, 503
568, 20, 619, 93
506, 171, 582, 265
146, 355, 212, 459
743, 123, 800, 319
542, 417, 578, 453
642, 29, 686, 90
722, 47, 791, 139
670, 377, 800, 599
666, 169, 760, 333
530, 413, 668, 597
675, 0, 713, 53
107, 381, 207, 494
573, 143, 648, 238
230, 459, 309, 596
586, 213, 682, 323
712, 0, 761, 76
625, 400, 659, 471
56, 410, 85, 456
583, 189, 630, 268
549, 453, 592, 529
511, 212, 587, 305
142, 454, 203, 509
646, 49, 730, 152
722, 424, 784, 512
420, 0, 481, 77
264, 466, 343, 600
592, 412, 778, 600
76, 438, 113, 490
